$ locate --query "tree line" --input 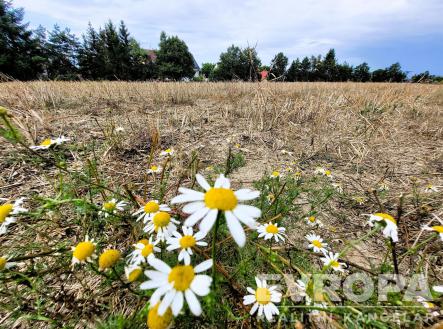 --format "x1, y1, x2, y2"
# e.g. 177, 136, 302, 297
1, 0, 441, 82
